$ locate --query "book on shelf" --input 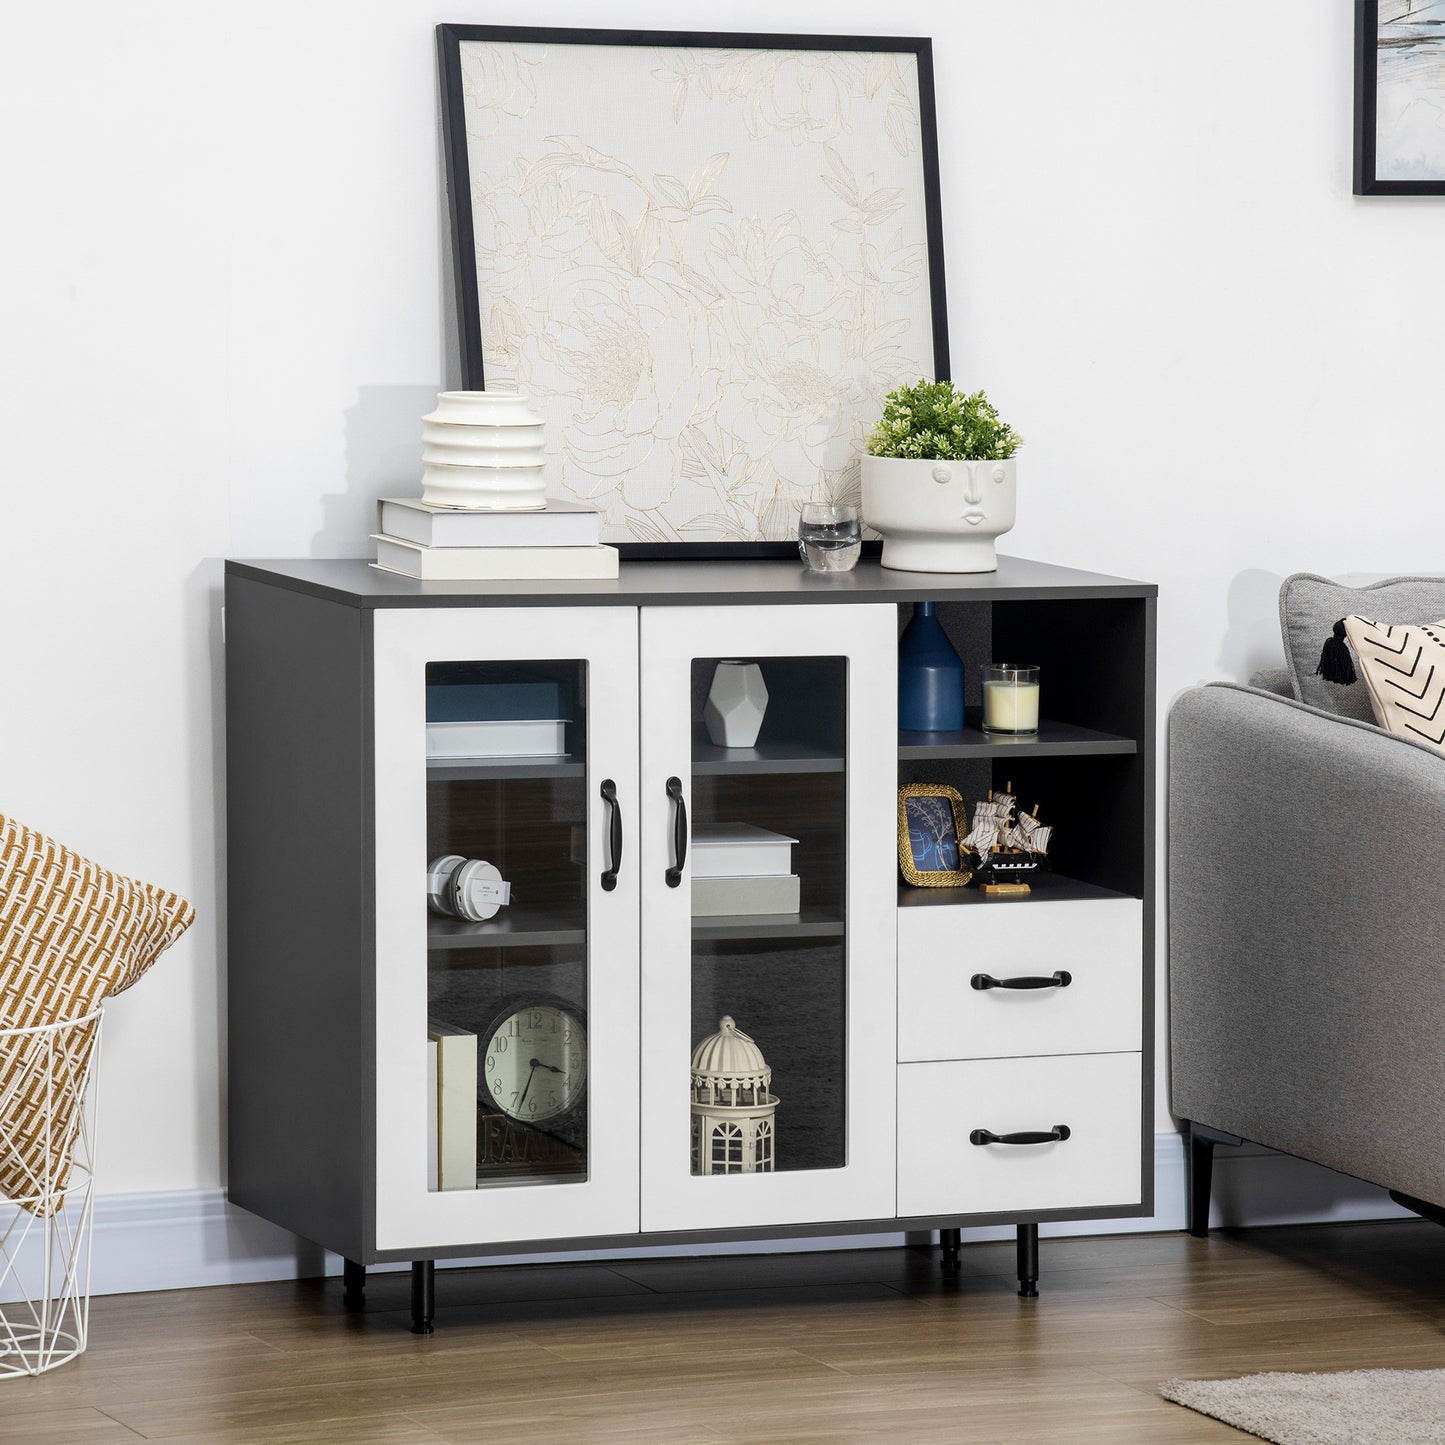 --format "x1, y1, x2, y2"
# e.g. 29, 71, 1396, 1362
427, 1019, 478, 1191
426, 674, 568, 723
426, 718, 568, 759
376, 498, 602, 549
372, 534, 619, 581
692, 873, 801, 917
691, 823, 798, 879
